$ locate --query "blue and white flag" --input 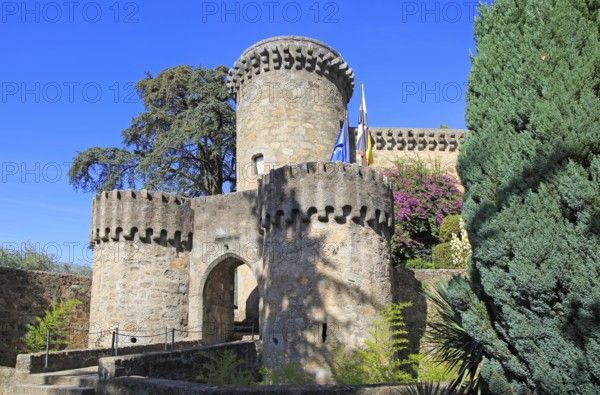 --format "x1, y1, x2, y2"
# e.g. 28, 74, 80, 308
330, 109, 350, 162
356, 82, 370, 166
